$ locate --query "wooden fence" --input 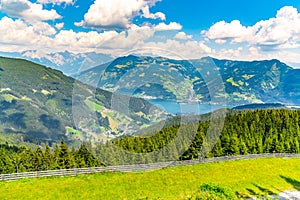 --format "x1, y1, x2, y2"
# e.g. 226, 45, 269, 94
1, 153, 300, 181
